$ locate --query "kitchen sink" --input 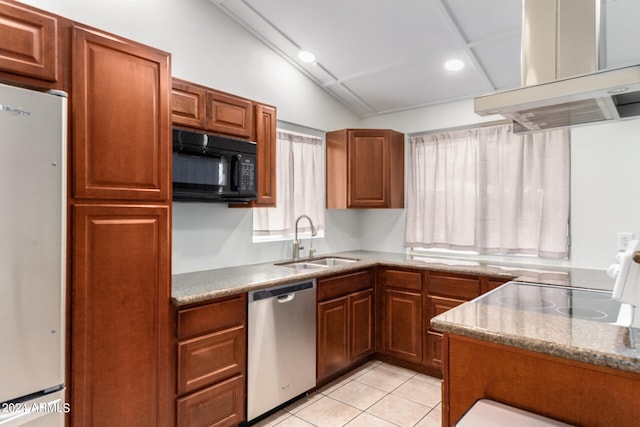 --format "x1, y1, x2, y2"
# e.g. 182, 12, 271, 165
276, 256, 359, 269
306, 257, 359, 266
284, 262, 327, 270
